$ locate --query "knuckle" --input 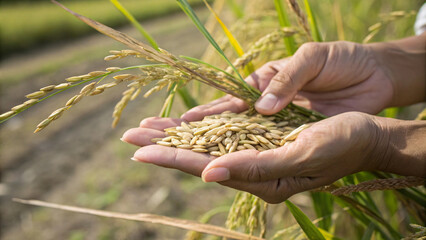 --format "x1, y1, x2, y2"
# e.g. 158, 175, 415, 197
140, 117, 160, 127
269, 71, 296, 95
299, 42, 321, 53
273, 71, 292, 84
246, 161, 265, 182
